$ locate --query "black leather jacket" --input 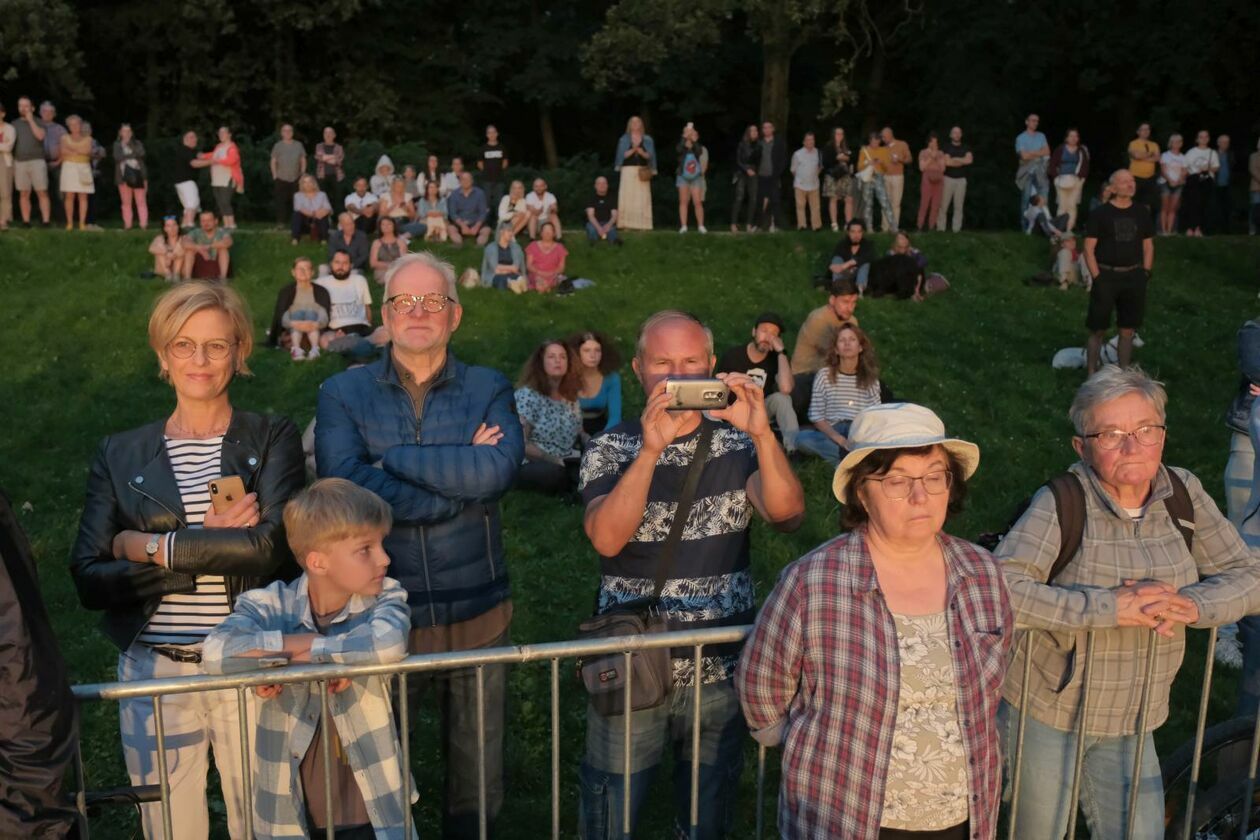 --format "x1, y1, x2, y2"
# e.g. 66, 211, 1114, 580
70, 411, 305, 650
